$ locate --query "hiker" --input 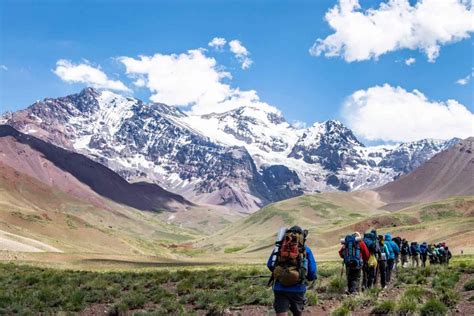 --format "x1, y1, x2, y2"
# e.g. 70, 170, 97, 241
384, 234, 399, 284
393, 236, 402, 271
410, 242, 420, 267
432, 244, 441, 264
437, 244, 447, 264
377, 235, 389, 289
400, 239, 411, 268
267, 226, 317, 316
420, 242, 428, 267
445, 246, 452, 265
362, 230, 379, 289
339, 232, 369, 294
